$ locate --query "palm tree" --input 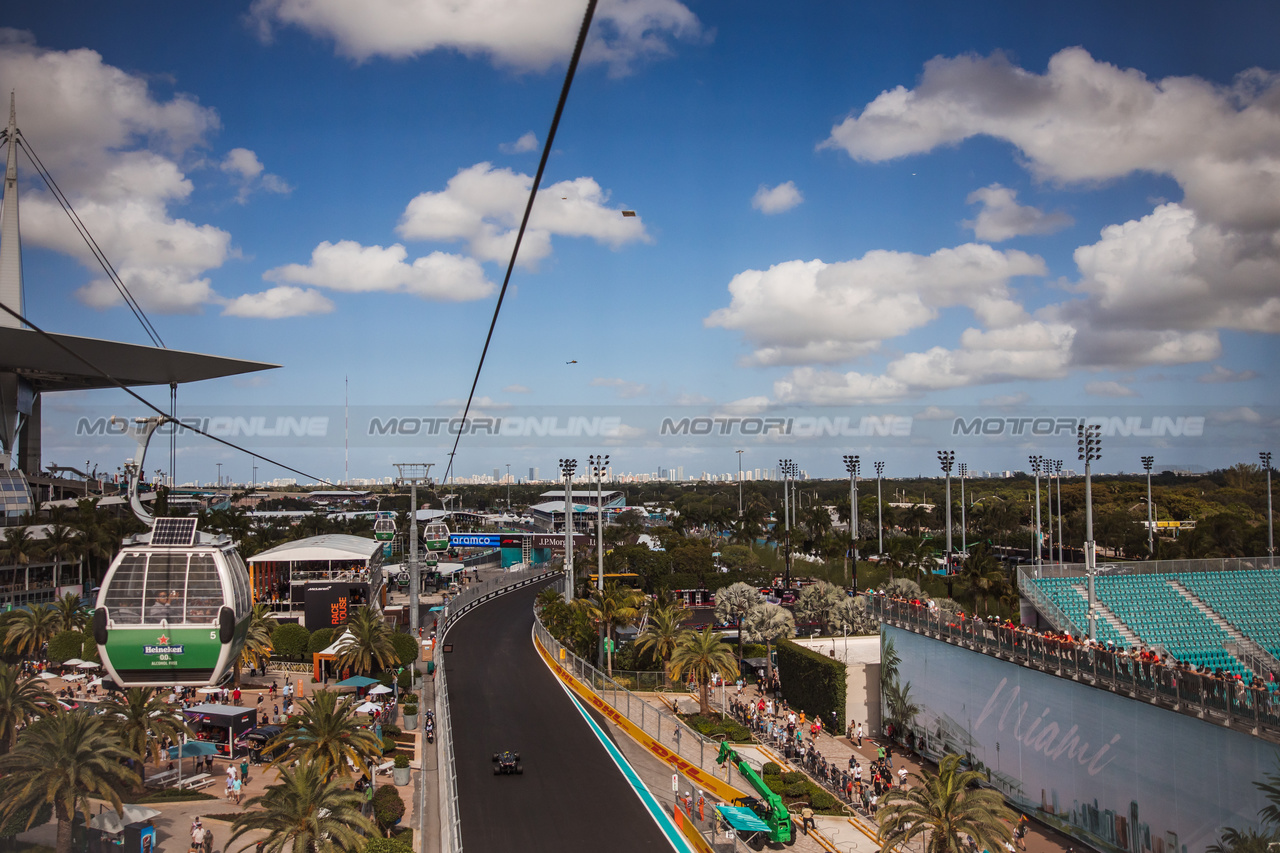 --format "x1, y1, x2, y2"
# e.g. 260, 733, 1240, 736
1, 527, 38, 567
634, 604, 688, 688
740, 602, 793, 680
40, 524, 81, 587
794, 581, 843, 634
958, 546, 1005, 615
333, 605, 395, 676
237, 602, 280, 684
268, 689, 383, 779
98, 688, 191, 771
876, 753, 1015, 853
0, 662, 52, 753
580, 583, 645, 675
713, 582, 762, 673
229, 763, 374, 853
668, 626, 739, 716
0, 708, 139, 853
5, 604, 59, 657
52, 592, 89, 634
